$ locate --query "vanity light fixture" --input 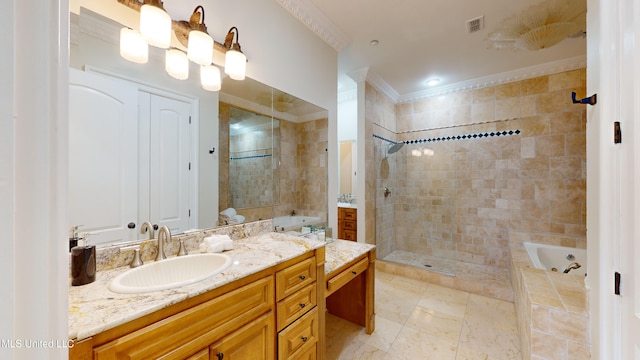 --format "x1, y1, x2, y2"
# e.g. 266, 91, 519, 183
186, 6, 214, 66
139, 0, 172, 49
165, 49, 189, 80
116, 0, 249, 90
119, 28, 148, 64
200, 65, 222, 91
223, 27, 247, 81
